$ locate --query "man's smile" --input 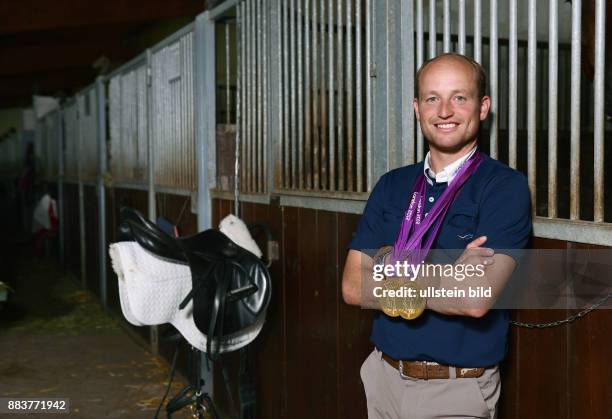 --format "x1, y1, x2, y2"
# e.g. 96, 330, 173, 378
433, 122, 460, 131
